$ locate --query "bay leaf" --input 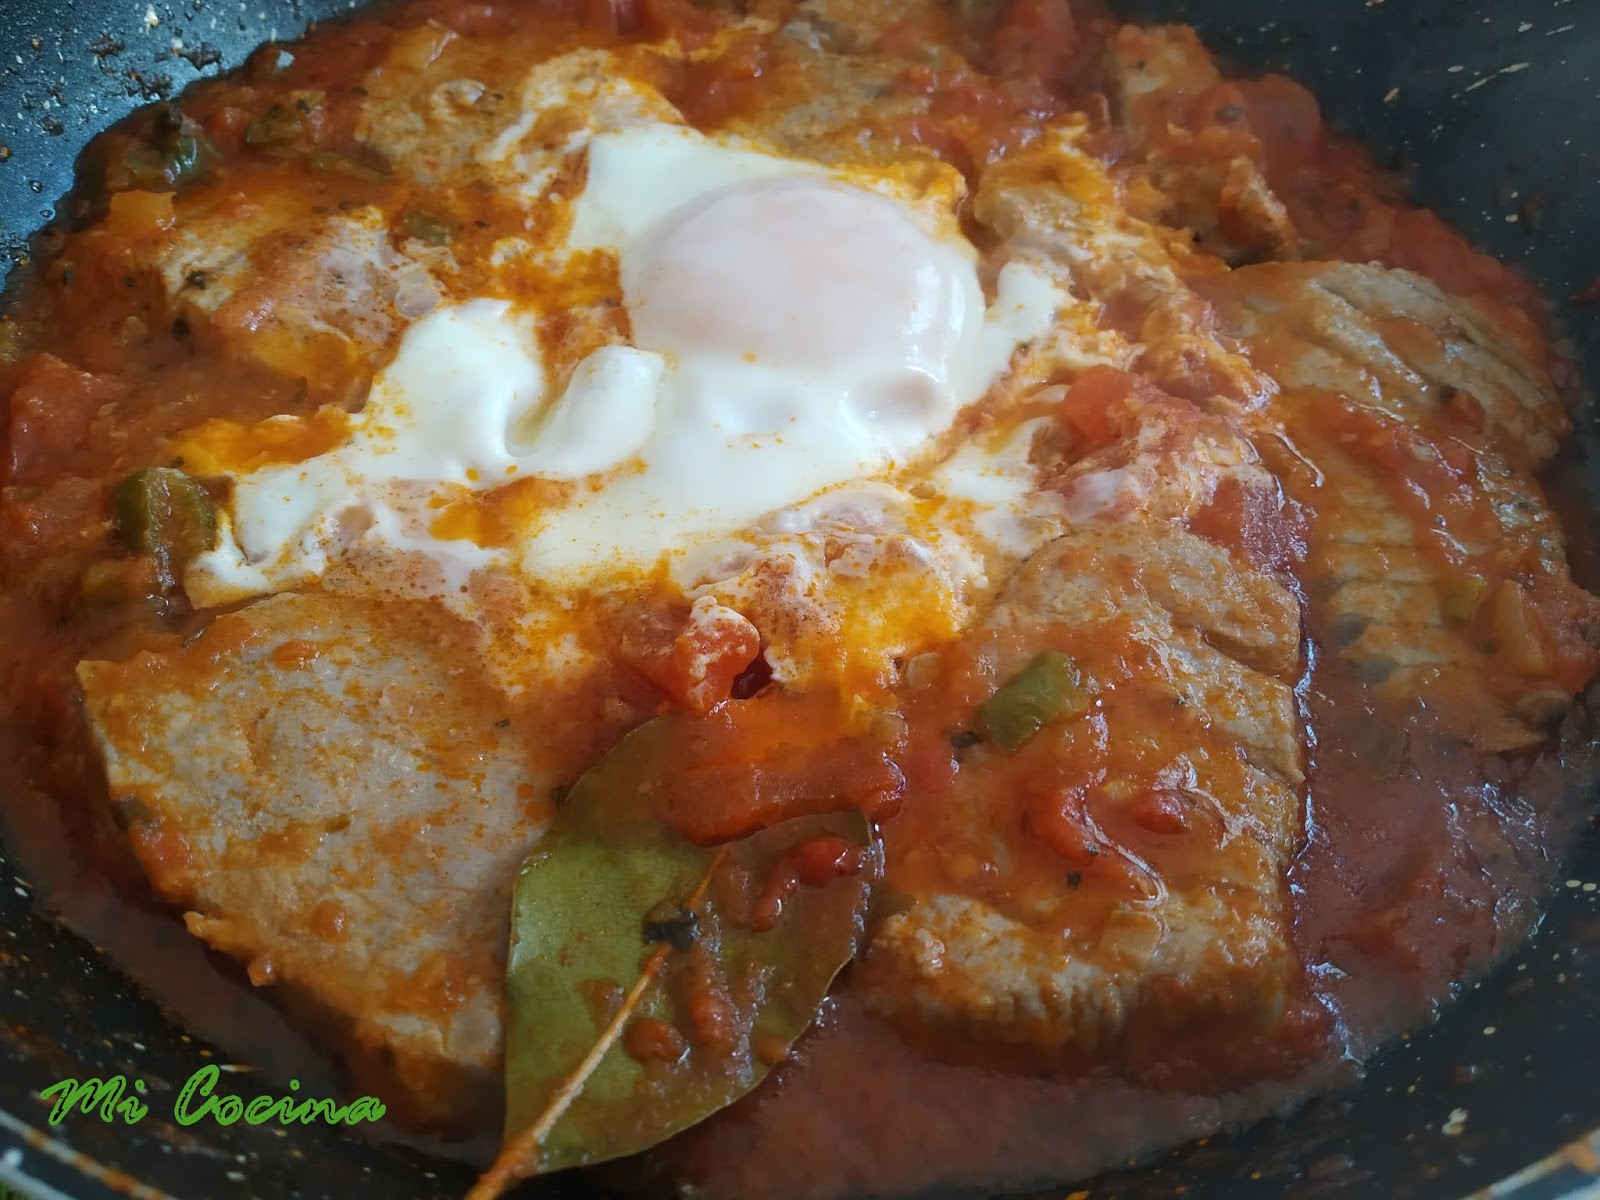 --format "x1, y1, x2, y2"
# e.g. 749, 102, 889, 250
476, 715, 875, 1194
